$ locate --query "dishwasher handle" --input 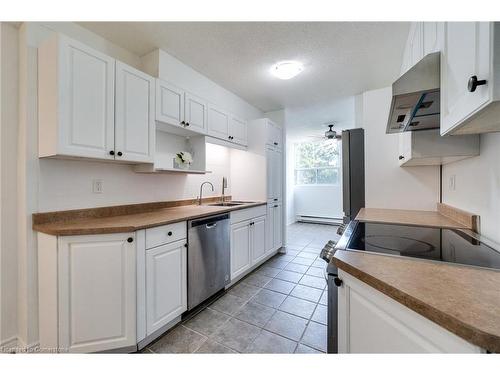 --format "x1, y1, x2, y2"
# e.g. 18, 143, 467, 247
190, 213, 230, 228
